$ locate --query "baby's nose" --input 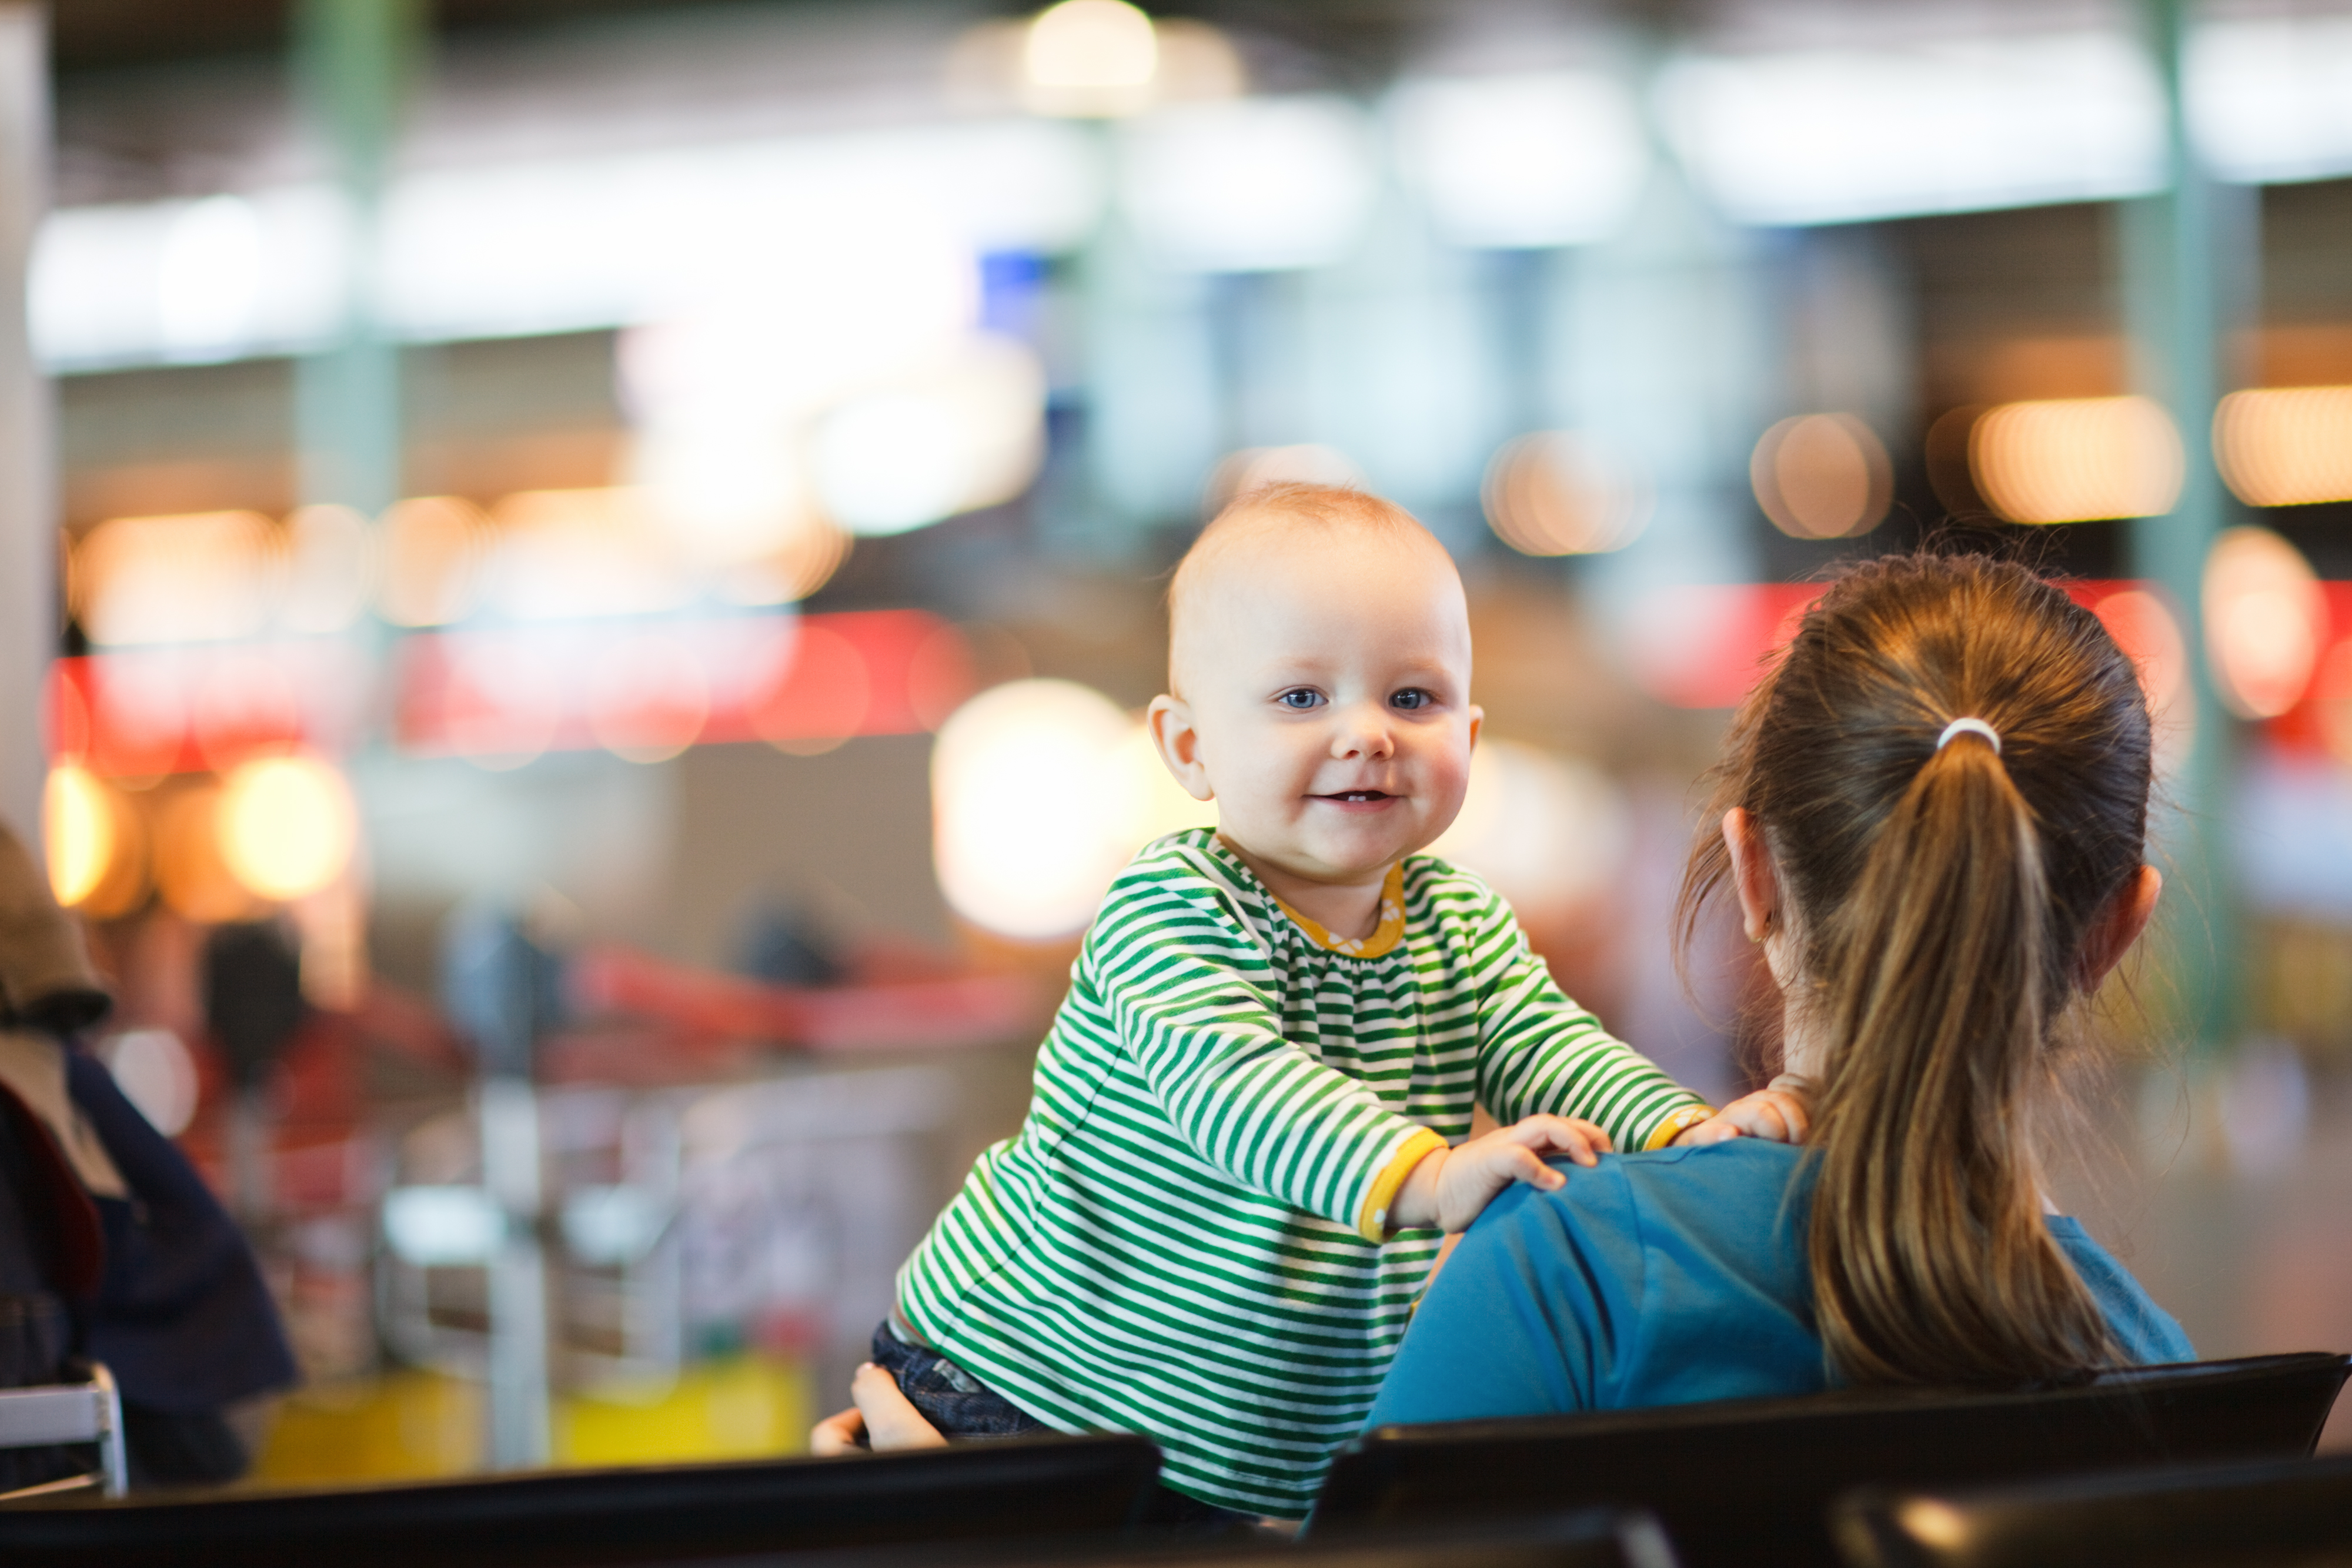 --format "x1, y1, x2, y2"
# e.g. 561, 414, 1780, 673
1331, 707, 1396, 758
